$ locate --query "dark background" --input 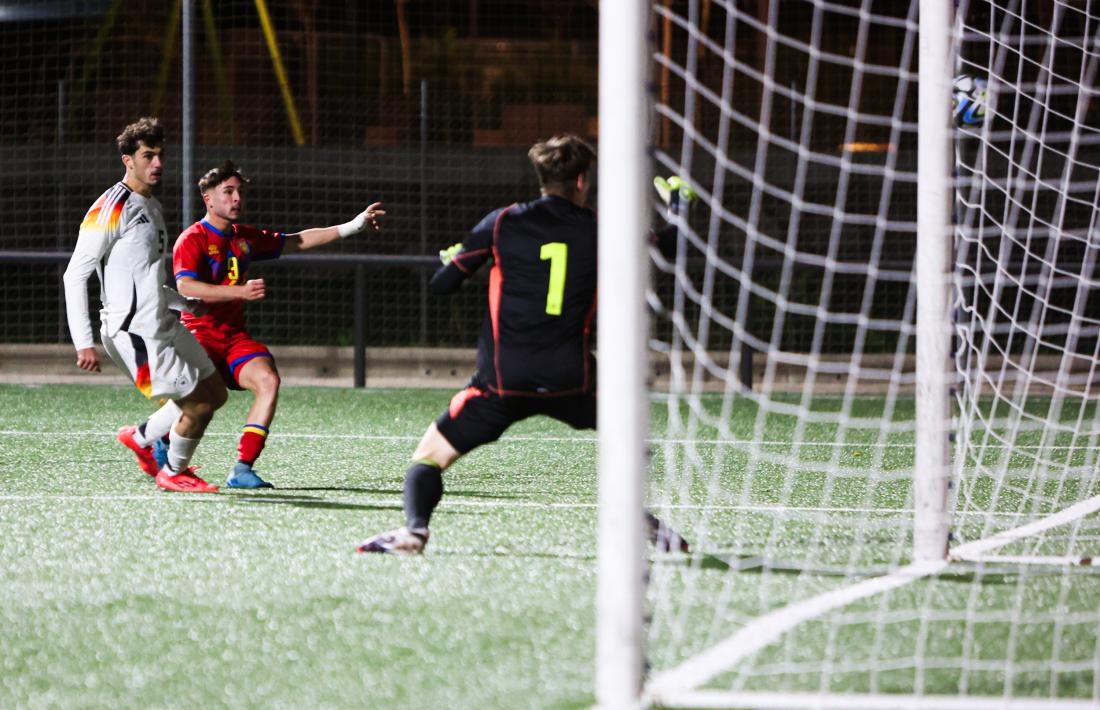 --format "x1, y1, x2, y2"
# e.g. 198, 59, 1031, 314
1, 0, 1096, 356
